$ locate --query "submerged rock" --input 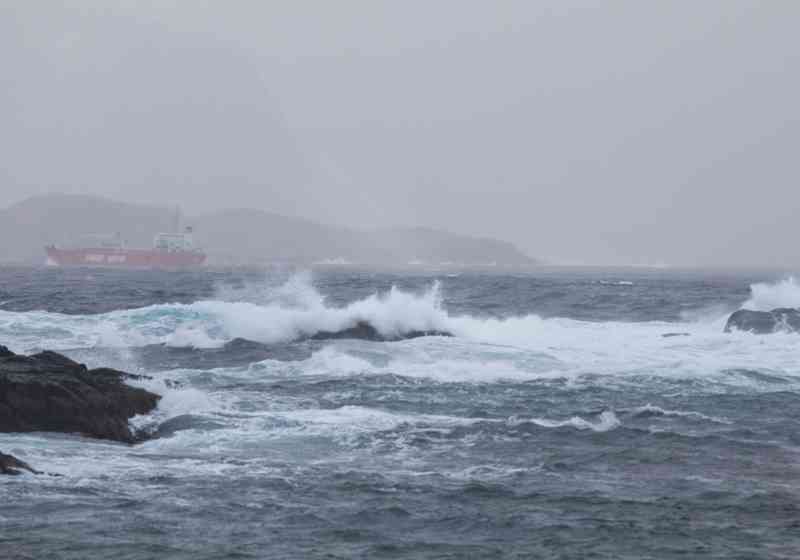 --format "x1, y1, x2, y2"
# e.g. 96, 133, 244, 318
135, 337, 310, 370
724, 308, 800, 334
309, 321, 452, 342
0, 450, 41, 475
0, 346, 160, 443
